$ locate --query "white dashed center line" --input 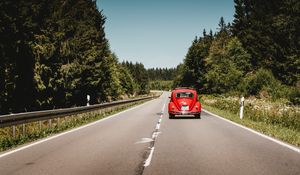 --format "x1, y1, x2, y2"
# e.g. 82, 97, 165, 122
143, 101, 166, 167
